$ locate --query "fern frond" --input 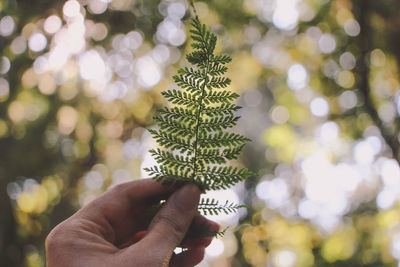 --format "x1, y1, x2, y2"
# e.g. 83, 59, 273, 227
200, 115, 240, 132
161, 90, 199, 108
207, 76, 231, 89
177, 67, 203, 79
189, 17, 217, 54
222, 145, 246, 160
158, 107, 197, 123
198, 198, 245, 216
173, 73, 203, 94
203, 103, 241, 117
200, 166, 255, 190
196, 145, 244, 165
203, 91, 239, 104
208, 65, 228, 76
210, 54, 232, 64
145, 16, 255, 216
186, 51, 208, 67
197, 148, 227, 164
154, 114, 195, 136
149, 129, 193, 153
149, 149, 193, 170
144, 165, 193, 184
198, 132, 250, 148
